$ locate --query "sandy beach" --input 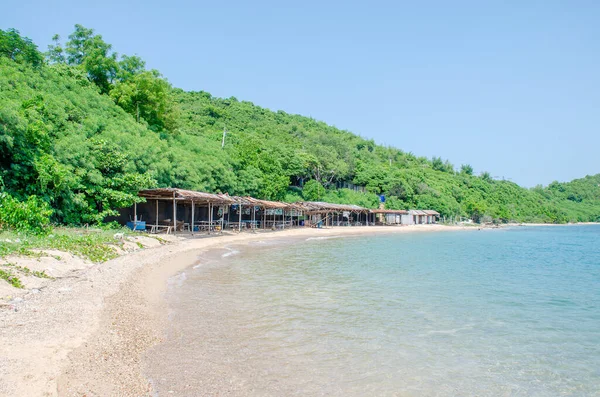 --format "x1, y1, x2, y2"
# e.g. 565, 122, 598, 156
0, 224, 471, 396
